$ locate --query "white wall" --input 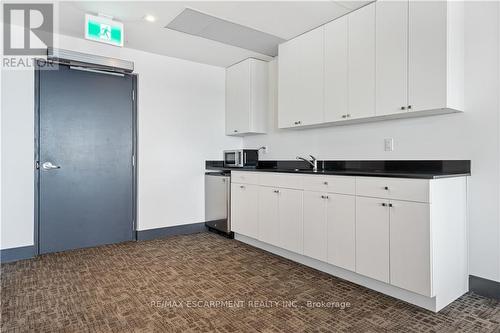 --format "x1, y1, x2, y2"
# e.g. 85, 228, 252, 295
0, 34, 241, 249
1, 69, 35, 249
244, 1, 500, 283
